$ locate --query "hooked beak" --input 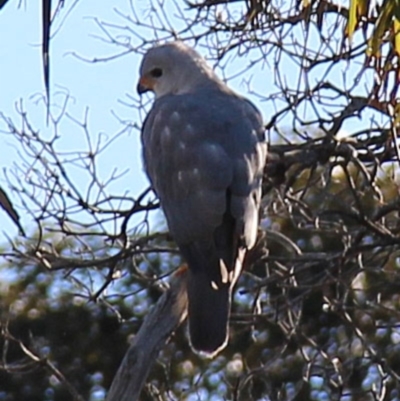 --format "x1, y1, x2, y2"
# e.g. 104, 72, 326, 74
137, 76, 154, 95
